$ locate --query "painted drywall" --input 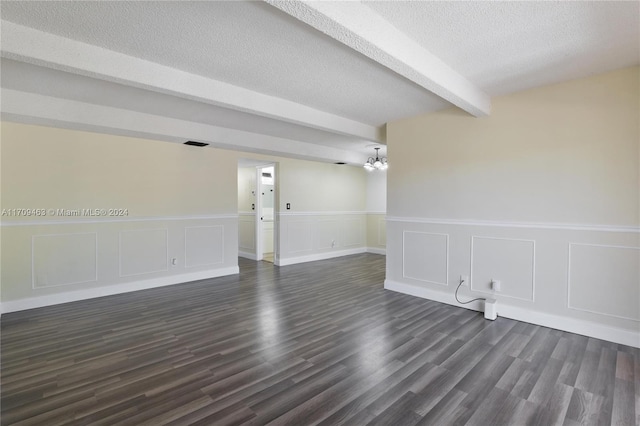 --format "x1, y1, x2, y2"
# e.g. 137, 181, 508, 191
388, 67, 639, 226
278, 160, 366, 213
366, 213, 386, 254
365, 170, 387, 254
366, 170, 387, 213
1, 122, 240, 310
2, 124, 238, 218
385, 67, 640, 346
